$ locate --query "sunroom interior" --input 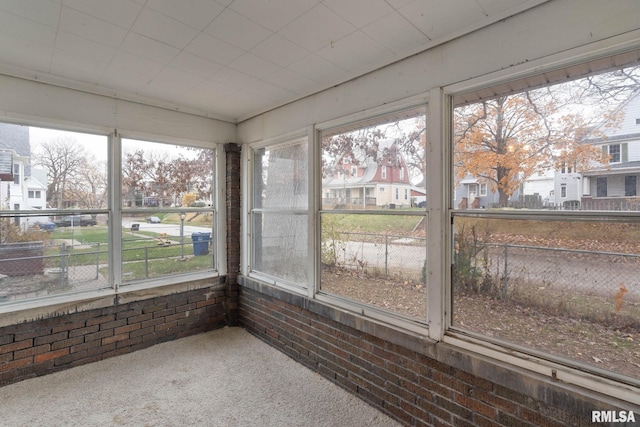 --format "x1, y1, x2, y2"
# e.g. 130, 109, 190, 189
0, 0, 639, 425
